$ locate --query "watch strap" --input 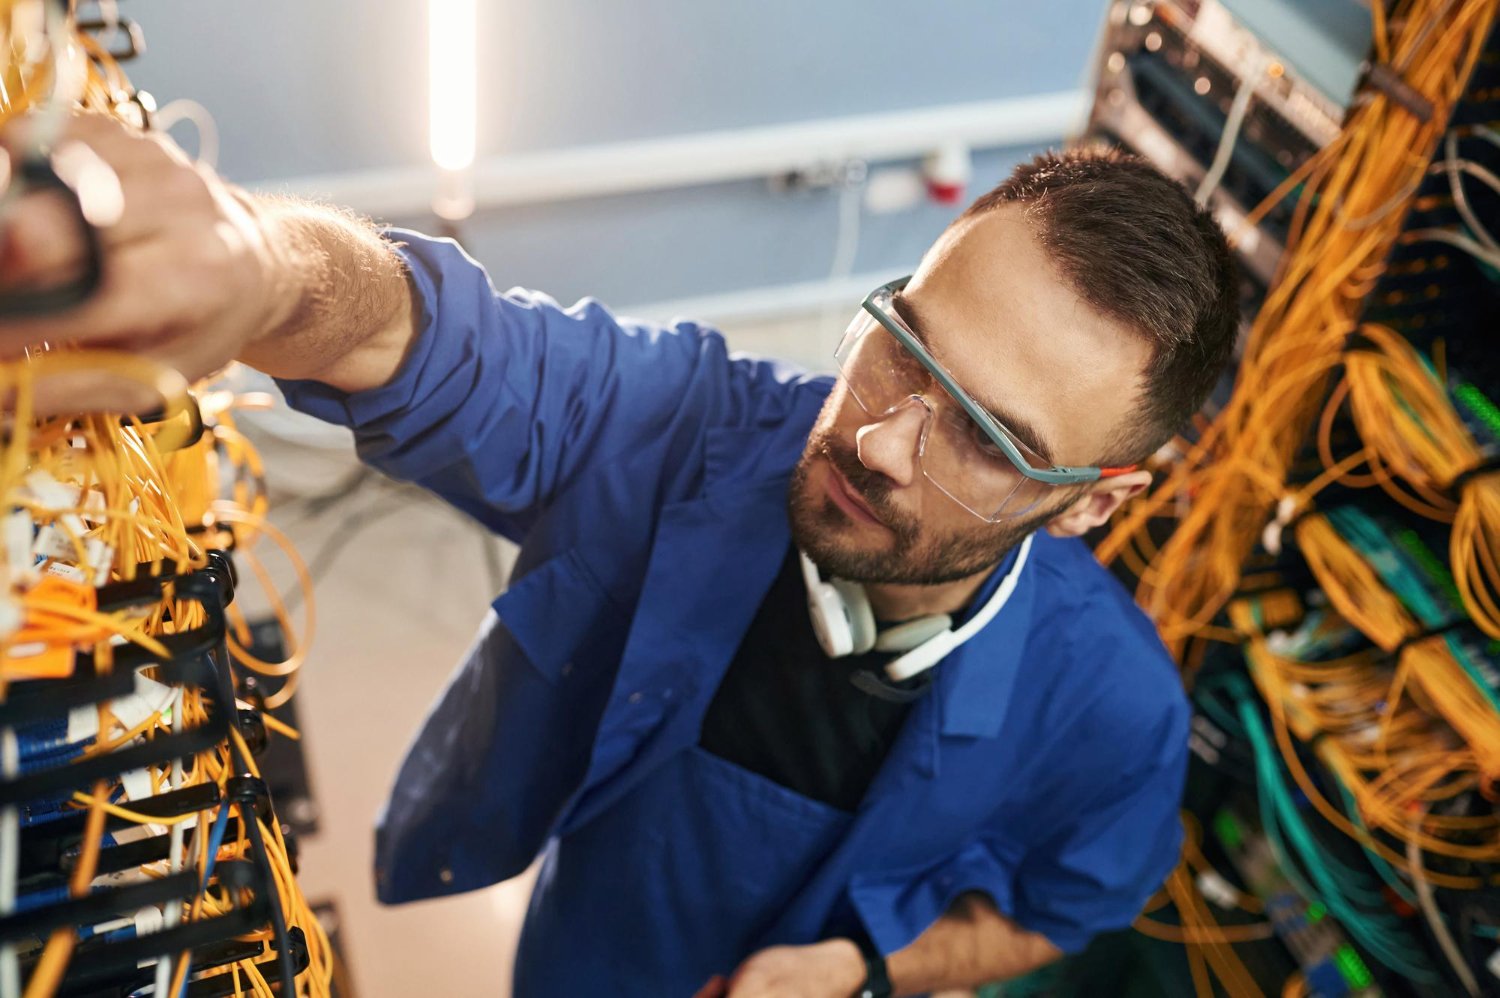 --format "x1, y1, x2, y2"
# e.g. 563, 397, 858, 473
853, 934, 893, 998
